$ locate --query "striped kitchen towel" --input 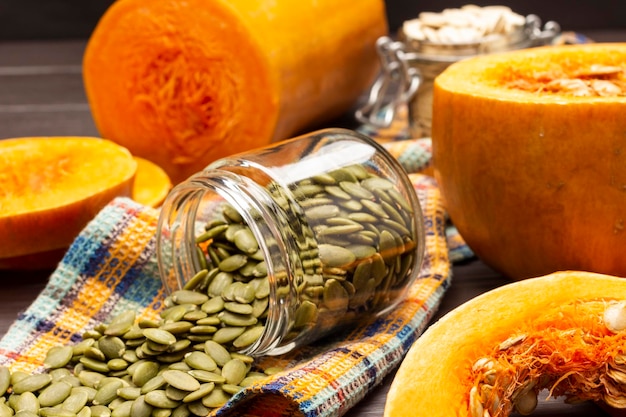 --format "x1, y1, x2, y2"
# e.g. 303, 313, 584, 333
0, 135, 461, 416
